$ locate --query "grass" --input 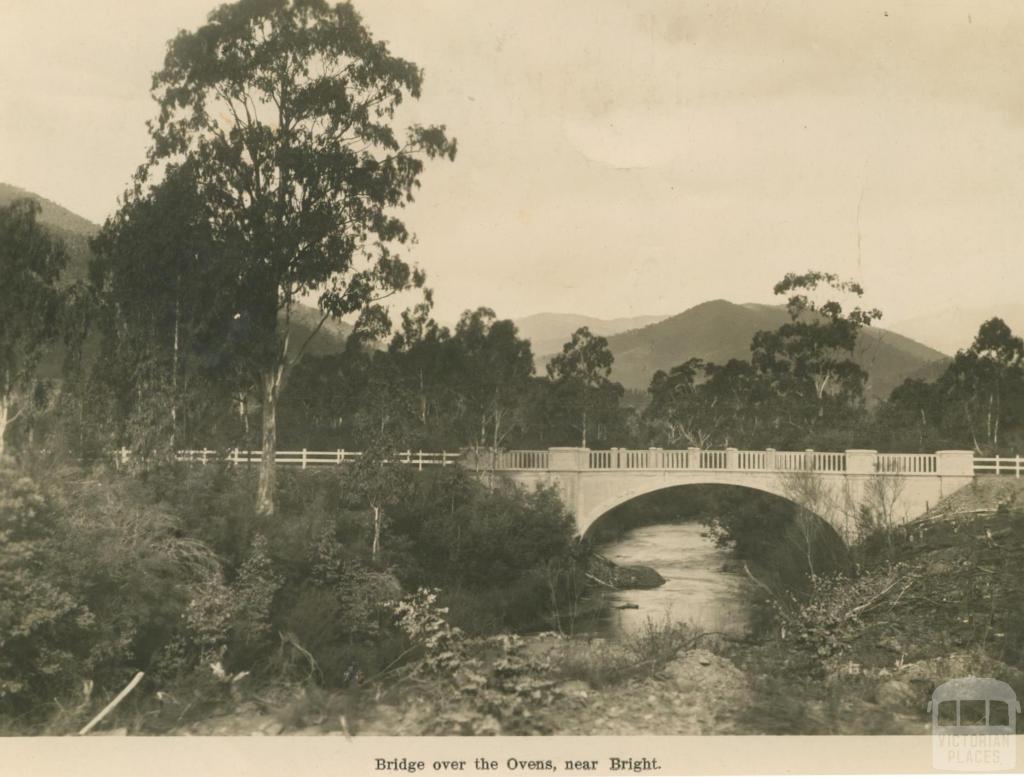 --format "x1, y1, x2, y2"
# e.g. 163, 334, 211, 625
550, 615, 707, 688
